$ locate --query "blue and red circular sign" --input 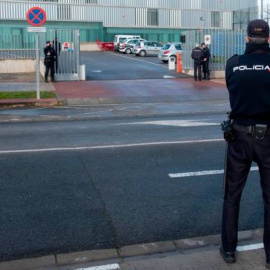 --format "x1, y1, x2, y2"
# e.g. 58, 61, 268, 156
26, 7, 47, 27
